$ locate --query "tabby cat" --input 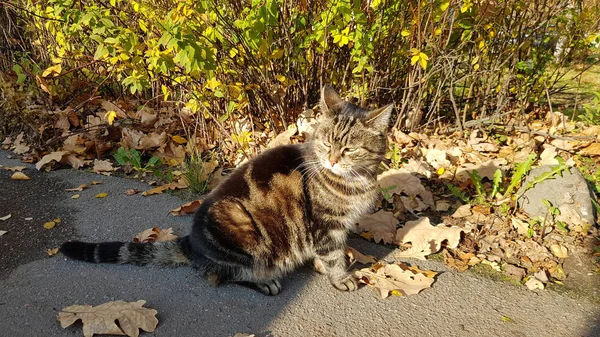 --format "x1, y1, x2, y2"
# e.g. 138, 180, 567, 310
60, 85, 393, 295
